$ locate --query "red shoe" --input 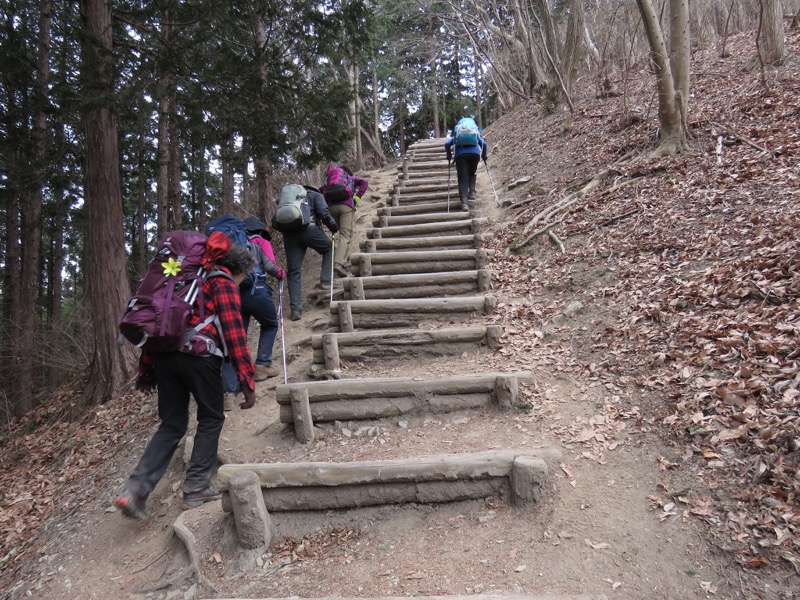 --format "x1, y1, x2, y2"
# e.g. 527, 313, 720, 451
114, 489, 148, 520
